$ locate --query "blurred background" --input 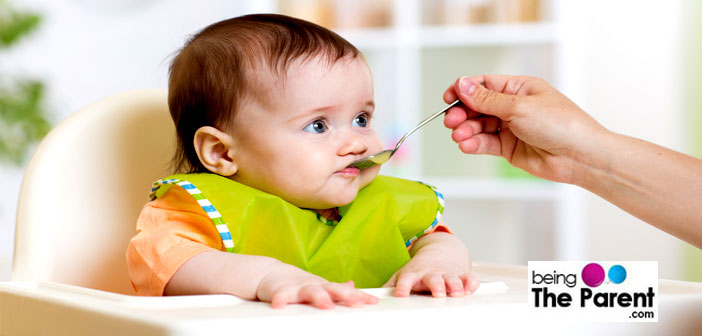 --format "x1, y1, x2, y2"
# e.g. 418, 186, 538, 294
1, 0, 700, 281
